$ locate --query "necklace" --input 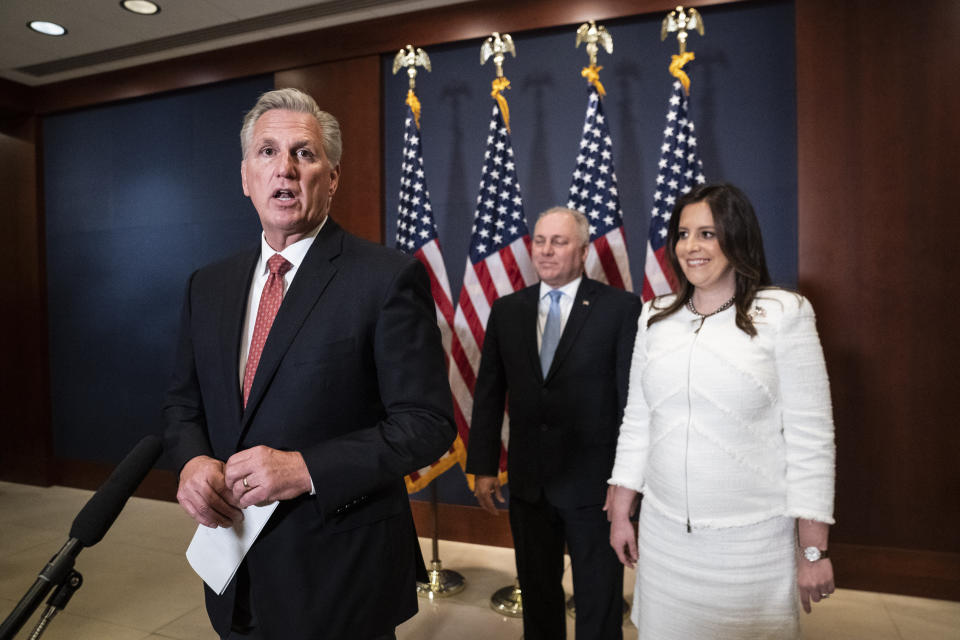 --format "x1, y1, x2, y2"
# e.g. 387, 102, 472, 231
686, 295, 735, 333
